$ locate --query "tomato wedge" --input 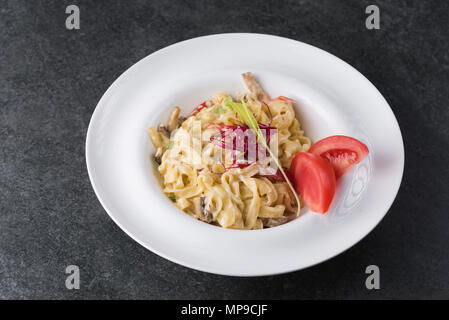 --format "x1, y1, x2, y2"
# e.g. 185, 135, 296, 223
290, 152, 336, 213
309, 135, 369, 178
